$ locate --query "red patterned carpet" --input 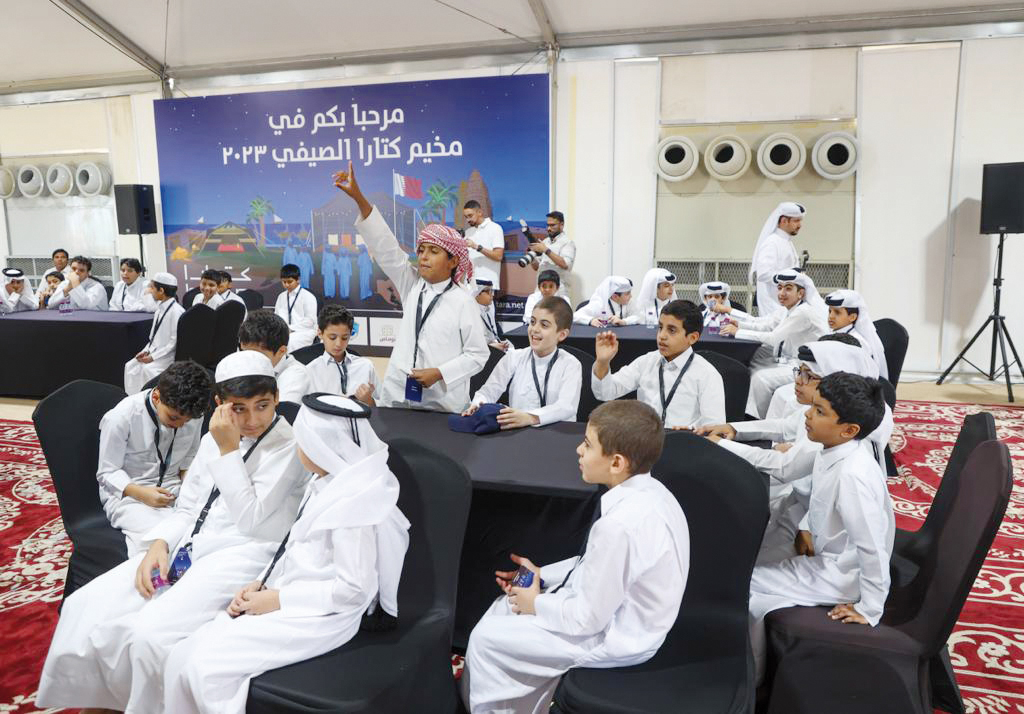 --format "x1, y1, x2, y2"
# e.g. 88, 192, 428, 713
0, 401, 1022, 713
